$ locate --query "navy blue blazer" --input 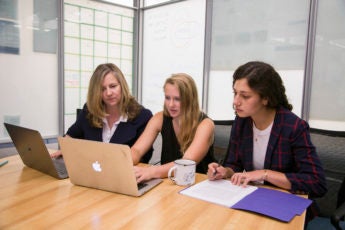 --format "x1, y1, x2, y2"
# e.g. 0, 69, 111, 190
225, 107, 328, 221
226, 106, 327, 198
66, 104, 153, 163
